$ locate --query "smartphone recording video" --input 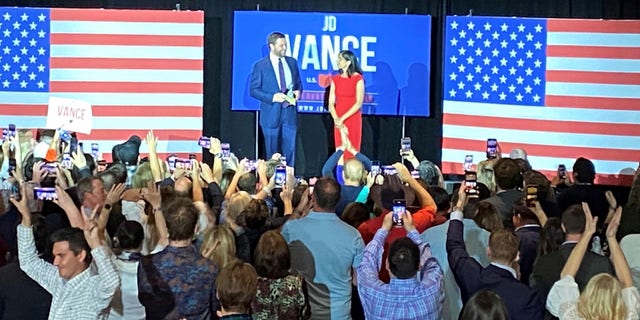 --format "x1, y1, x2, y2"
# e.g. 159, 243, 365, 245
558, 164, 567, 179
464, 171, 479, 197
8, 124, 16, 138
275, 165, 286, 188
42, 163, 58, 175
91, 143, 99, 160
526, 184, 538, 206
34, 187, 58, 201
463, 154, 474, 171
175, 158, 193, 171
221, 143, 231, 160
371, 161, 381, 175
486, 138, 498, 159
198, 136, 211, 149
392, 199, 406, 226
401, 137, 411, 155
